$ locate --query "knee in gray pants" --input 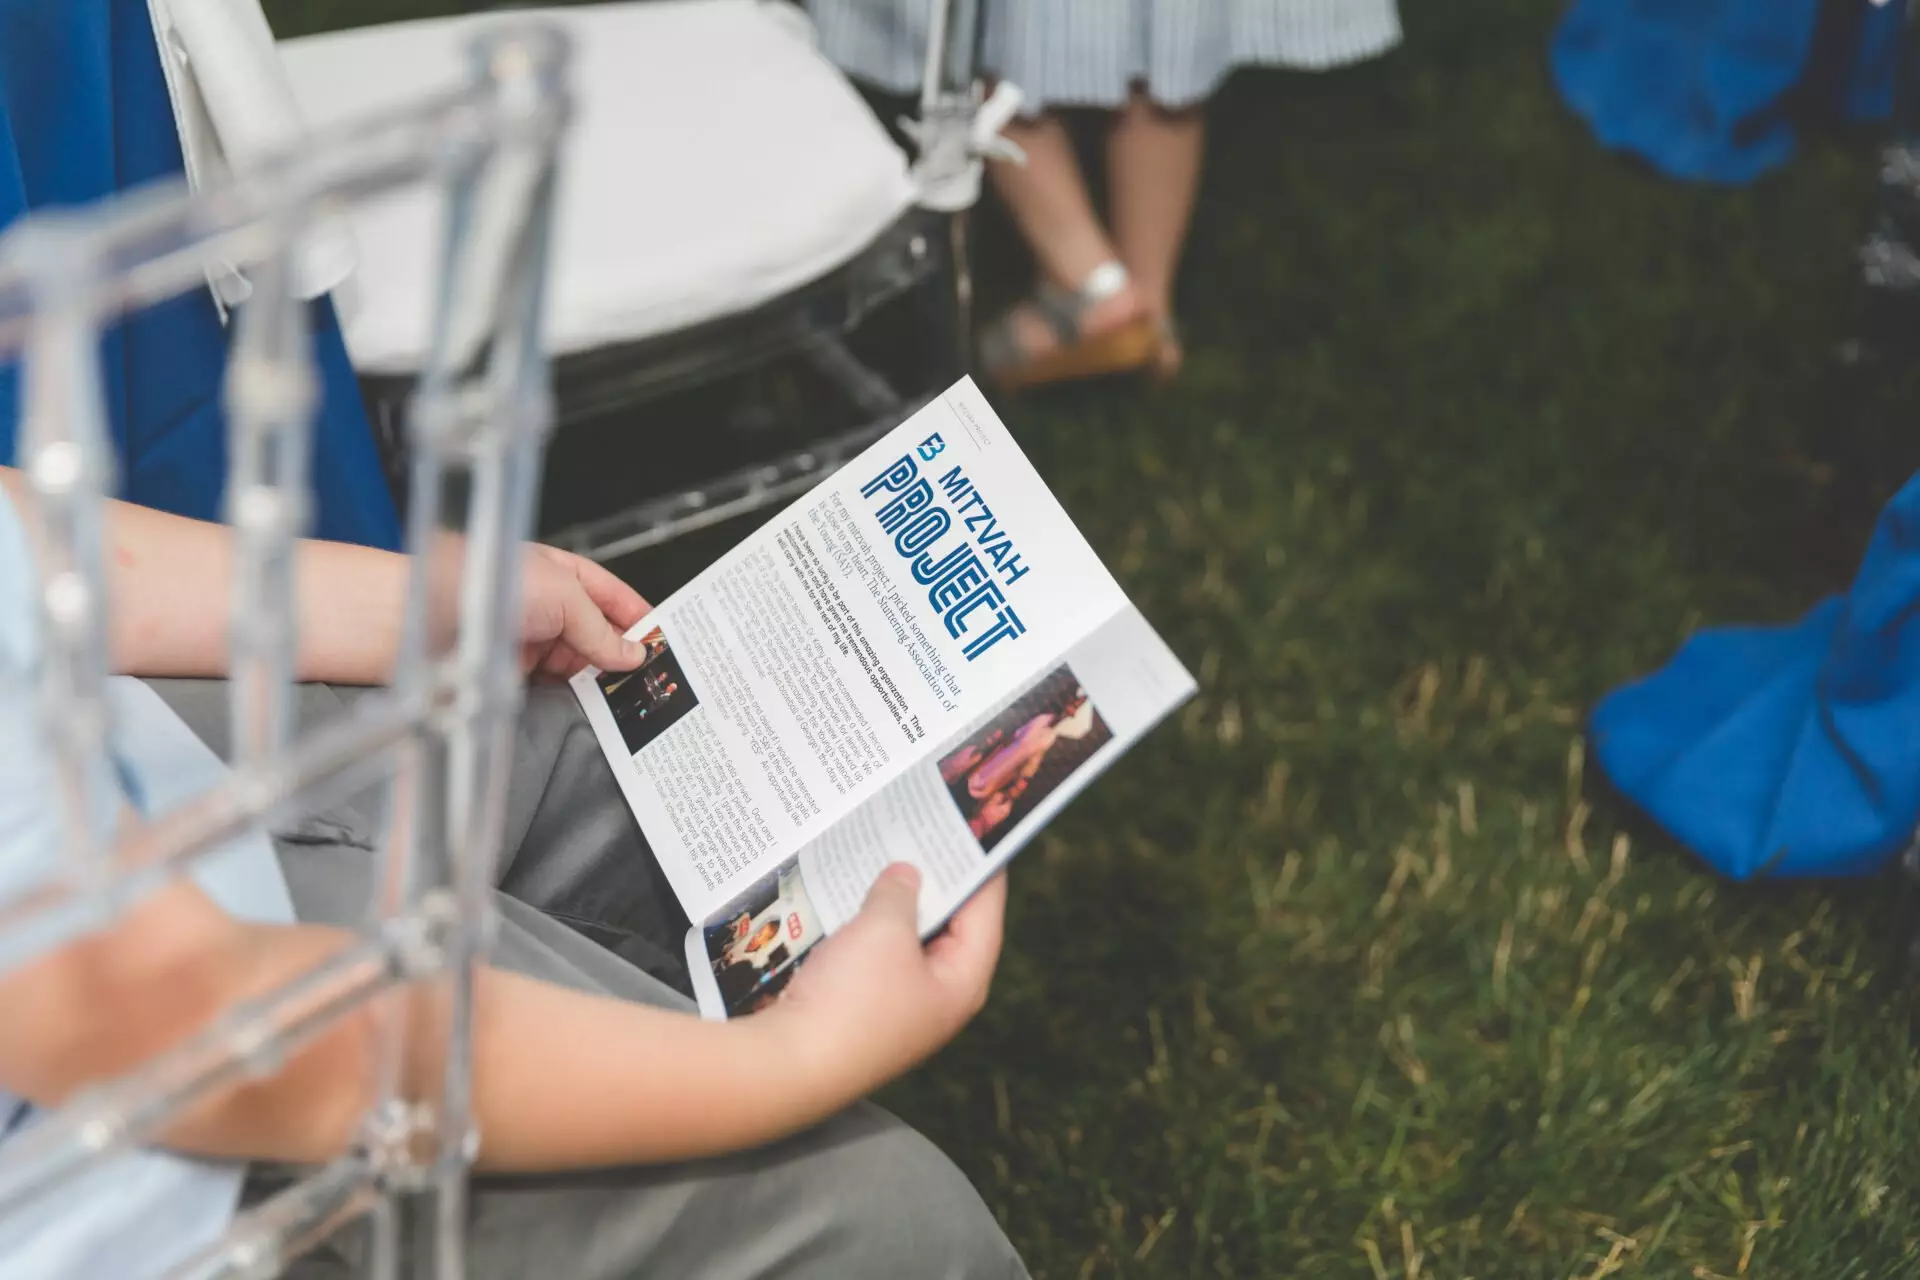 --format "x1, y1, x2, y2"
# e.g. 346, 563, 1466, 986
276, 1103, 1026, 1280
